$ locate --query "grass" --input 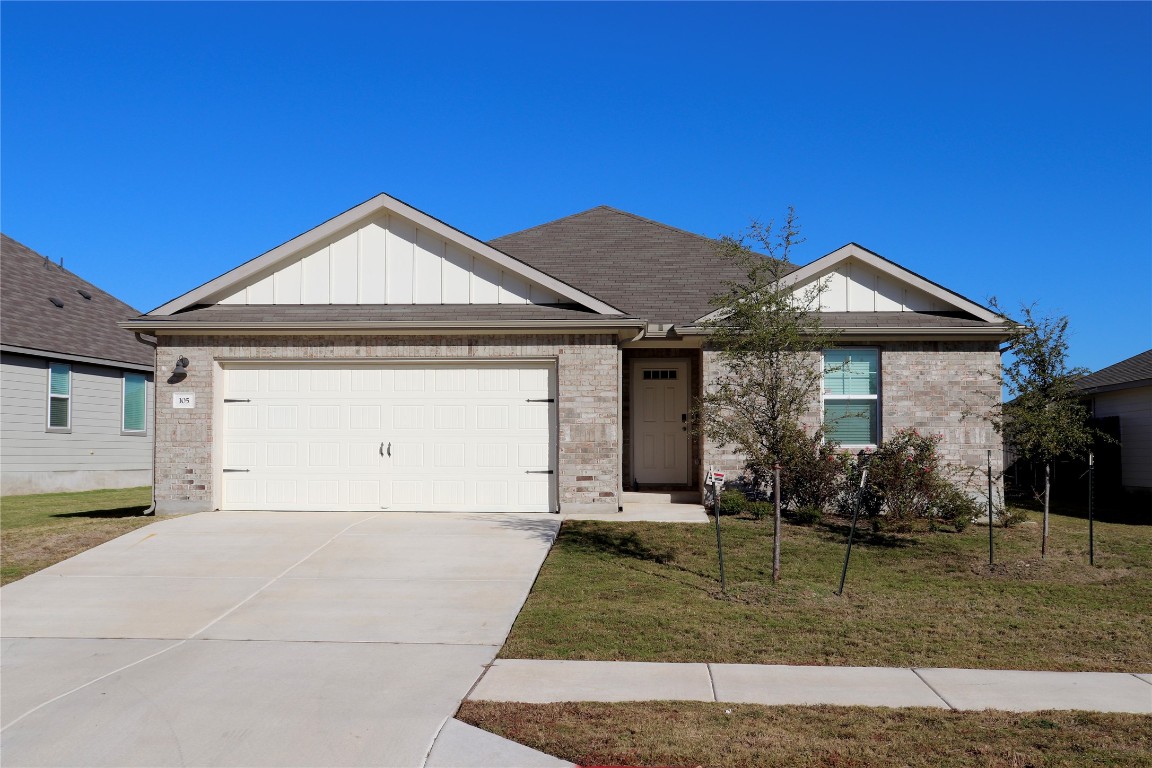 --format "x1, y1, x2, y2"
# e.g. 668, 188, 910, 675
1, 486, 157, 585
457, 701, 1152, 768
500, 510, 1151, 671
